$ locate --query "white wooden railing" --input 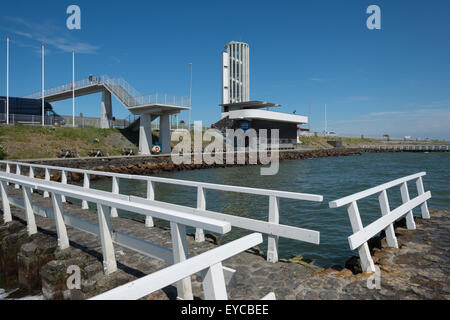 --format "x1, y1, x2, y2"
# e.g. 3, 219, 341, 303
329, 172, 431, 273
91, 233, 275, 300
0, 160, 323, 263
0, 171, 235, 300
